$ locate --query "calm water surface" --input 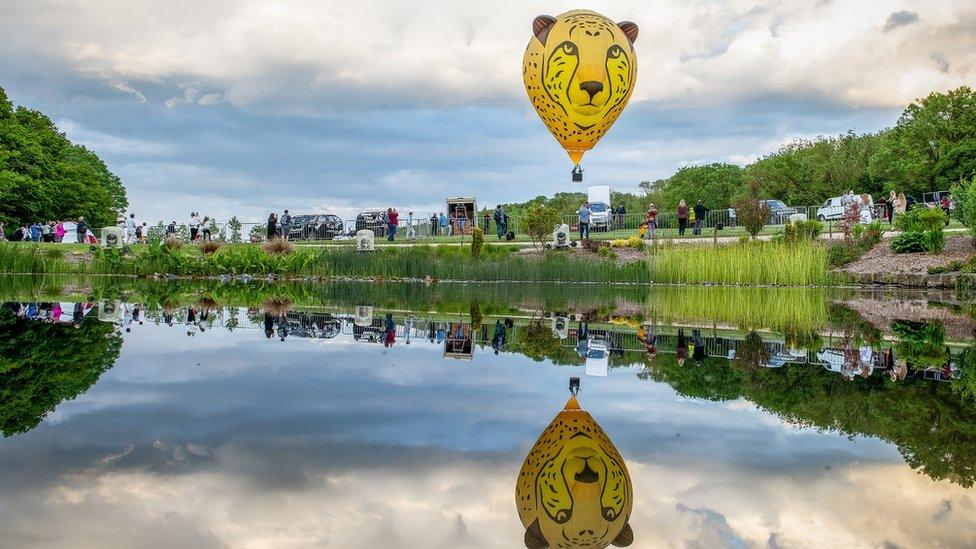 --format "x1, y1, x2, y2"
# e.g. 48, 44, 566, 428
1, 280, 974, 548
